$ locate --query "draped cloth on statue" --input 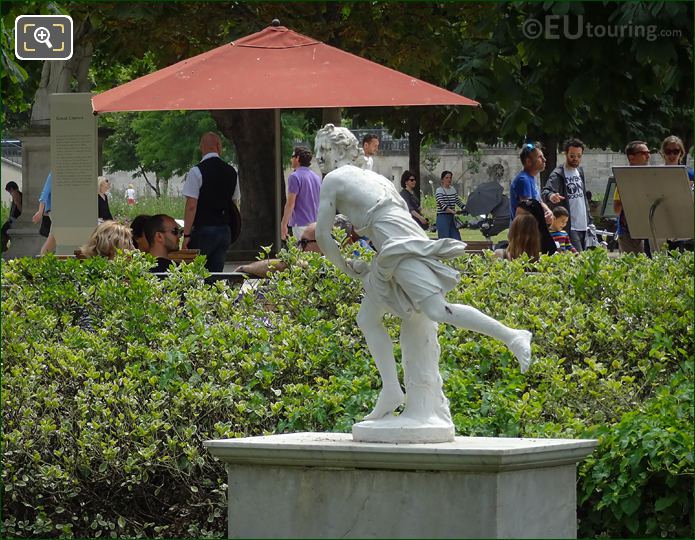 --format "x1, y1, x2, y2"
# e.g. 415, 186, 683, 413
353, 196, 467, 318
